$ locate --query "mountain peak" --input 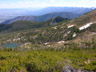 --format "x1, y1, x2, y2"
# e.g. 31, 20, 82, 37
50, 16, 68, 25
